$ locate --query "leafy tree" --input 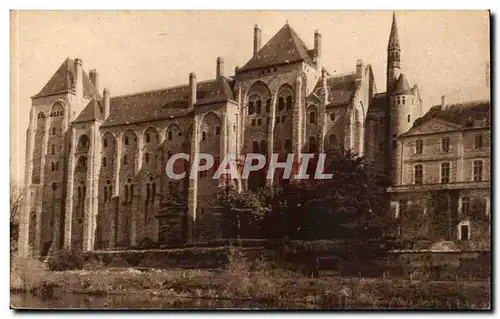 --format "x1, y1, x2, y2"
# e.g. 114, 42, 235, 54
290, 149, 391, 240
159, 181, 189, 243
214, 186, 269, 239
